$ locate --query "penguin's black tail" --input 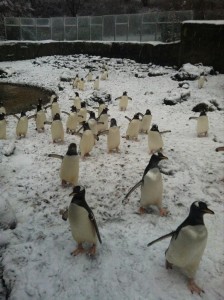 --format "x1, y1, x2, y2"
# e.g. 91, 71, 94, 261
147, 231, 175, 247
